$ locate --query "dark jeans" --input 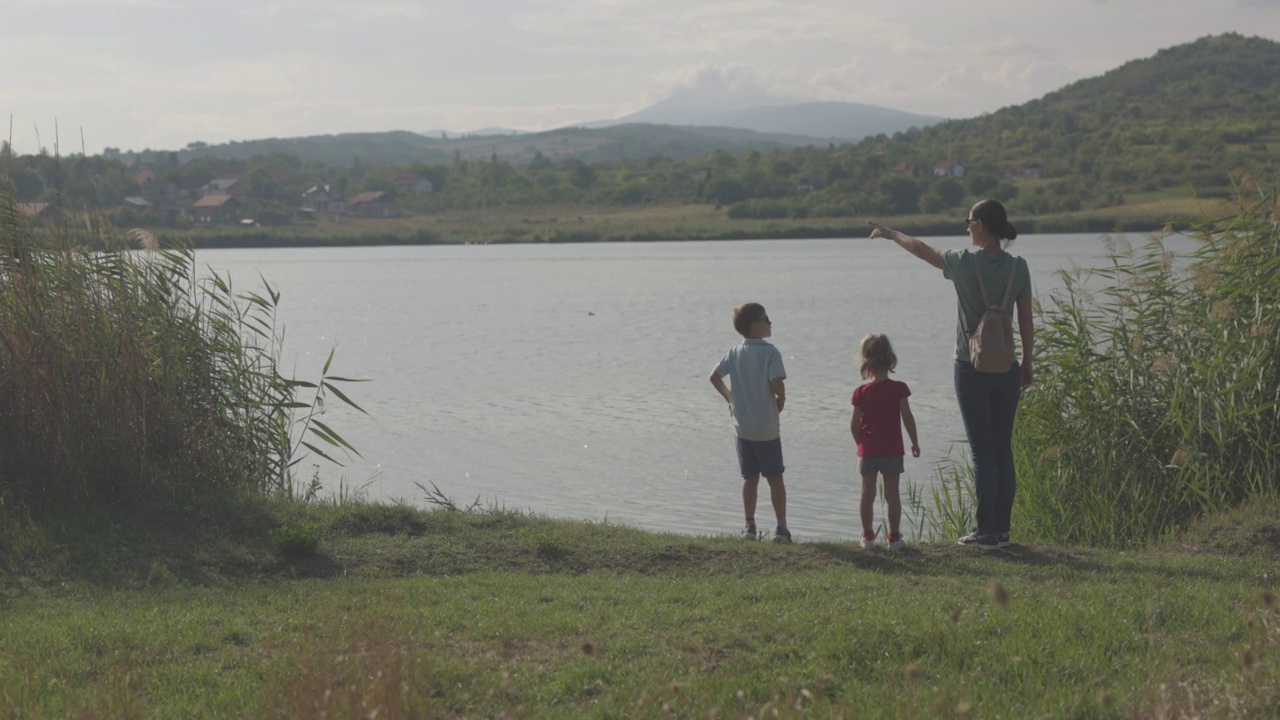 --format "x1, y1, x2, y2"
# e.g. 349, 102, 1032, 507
954, 360, 1021, 535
